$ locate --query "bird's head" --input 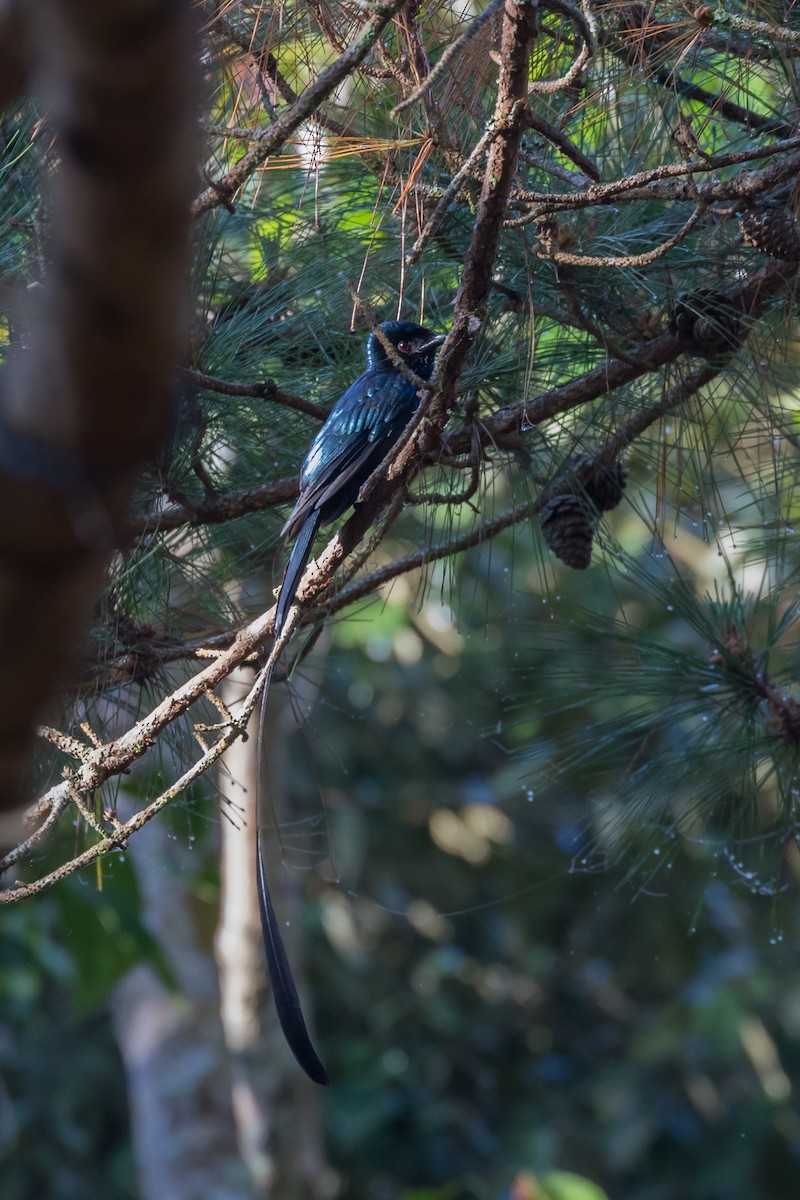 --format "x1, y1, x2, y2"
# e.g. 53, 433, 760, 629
366, 320, 446, 381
